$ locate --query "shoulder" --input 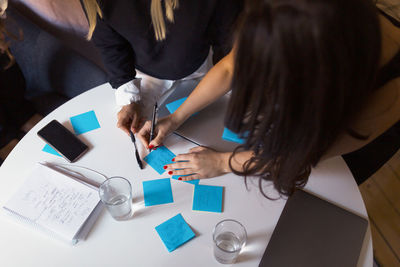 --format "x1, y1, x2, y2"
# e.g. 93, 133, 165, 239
97, 0, 133, 19
357, 76, 400, 139
379, 14, 400, 66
